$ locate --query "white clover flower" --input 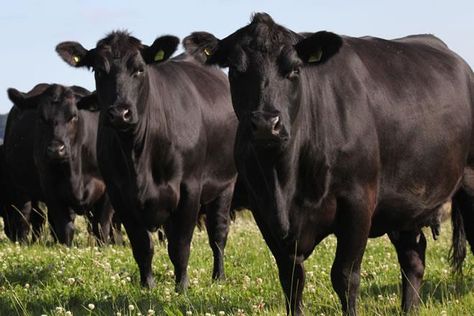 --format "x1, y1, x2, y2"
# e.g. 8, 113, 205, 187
65, 311, 72, 316
186, 311, 193, 316
128, 305, 135, 311
88, 303, 95, 310
147, 309, 155, 315
67, 277, 75, 285
218, 312, 225, 316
